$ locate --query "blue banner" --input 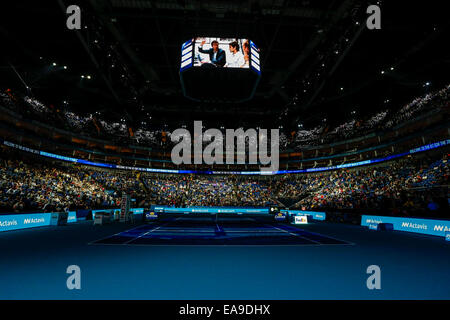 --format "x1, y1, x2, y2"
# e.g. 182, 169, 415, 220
282, 210, 326, 221
361, 215, 450, 237
151, 205, 269, 215
0, 212, 52, 232
68, 211, 77, 223
3, 139, 449, 176
92, 208, 143, 219
130, 208, 144, 214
